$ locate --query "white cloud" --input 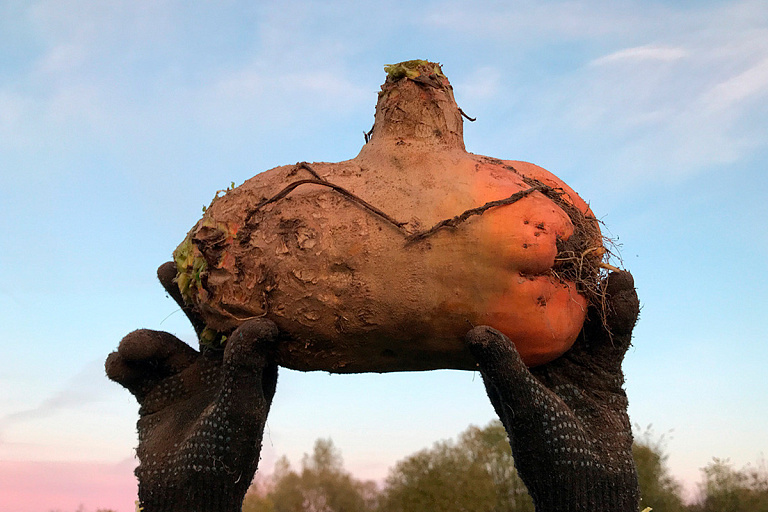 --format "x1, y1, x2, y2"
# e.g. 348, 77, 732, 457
4, 0, 767, 189
0, 359, 110, 429
200, 62, 369, 132
0, 91, 27, 138
425, 0, 655, 41
414, 0, 768, 187
35, 42, 88, 74
454, 66, 502, 101
213, 68, 263, 99
544, 3, 768, 184
590, 45, 689, 66
703, 57, 768, 110
0, 0, 372, 159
